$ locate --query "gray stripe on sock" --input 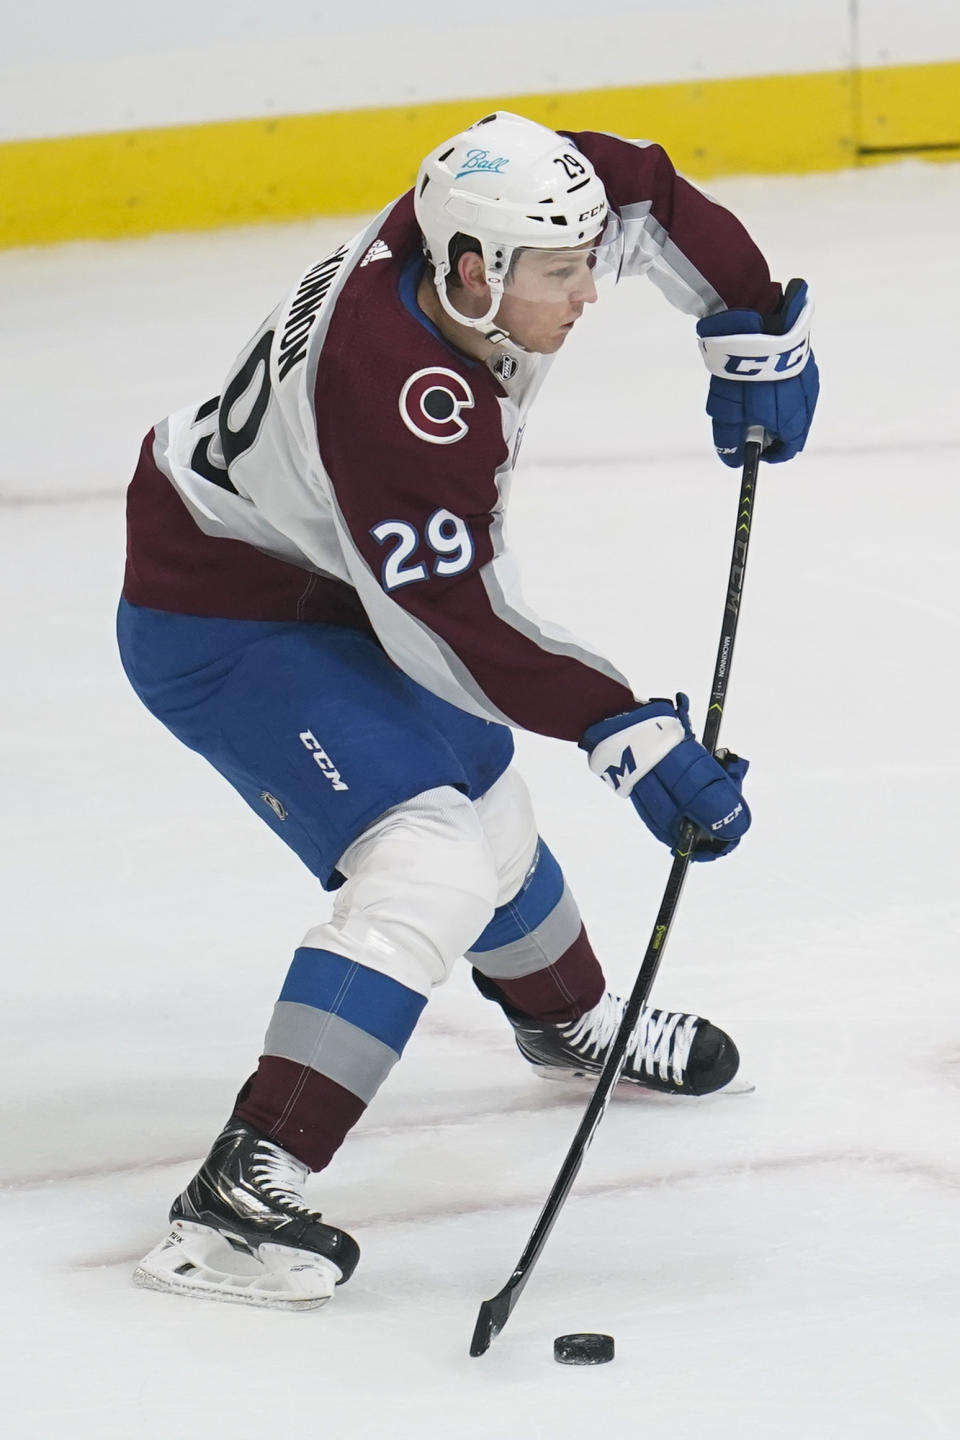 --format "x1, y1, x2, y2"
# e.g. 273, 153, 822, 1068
263, 1001, 400, 1103
467, 884, 583, 979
